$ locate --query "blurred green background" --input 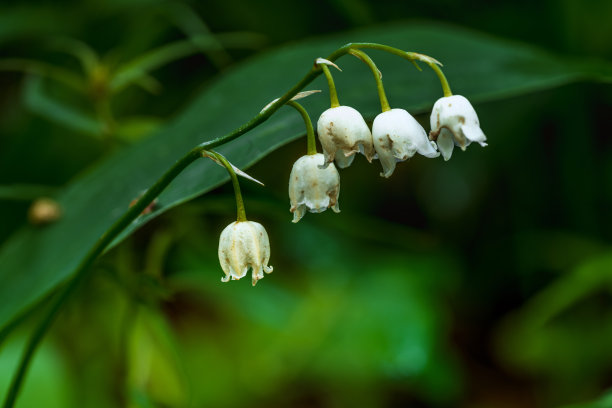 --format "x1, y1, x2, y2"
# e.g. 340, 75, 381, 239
1, 0, 612, 407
